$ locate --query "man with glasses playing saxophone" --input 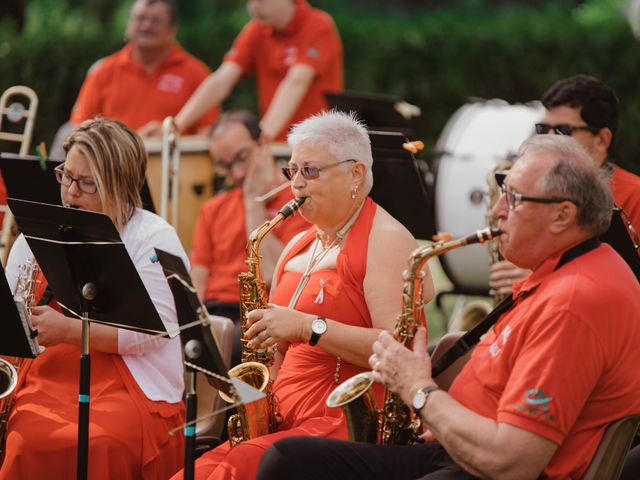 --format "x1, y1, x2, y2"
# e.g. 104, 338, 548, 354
490, 74, 640, 297
257, 135, 640, 480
